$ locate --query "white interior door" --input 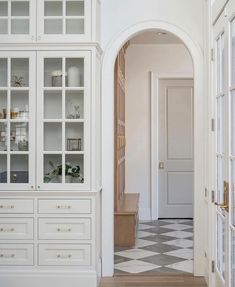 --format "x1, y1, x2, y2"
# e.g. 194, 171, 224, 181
158, 79, 194, 218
